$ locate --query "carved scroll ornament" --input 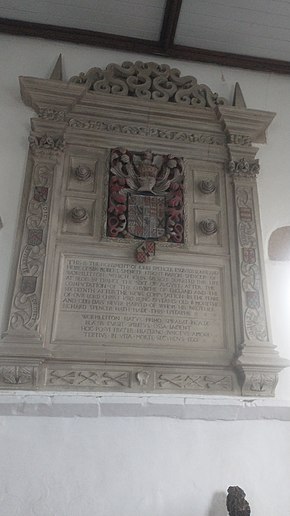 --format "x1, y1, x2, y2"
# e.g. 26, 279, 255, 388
69, 61, 228, 107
